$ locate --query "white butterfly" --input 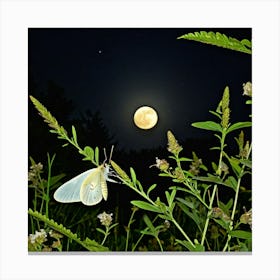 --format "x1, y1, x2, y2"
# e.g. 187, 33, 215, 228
54, 148, 117, 206
54, 164, 117, 206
